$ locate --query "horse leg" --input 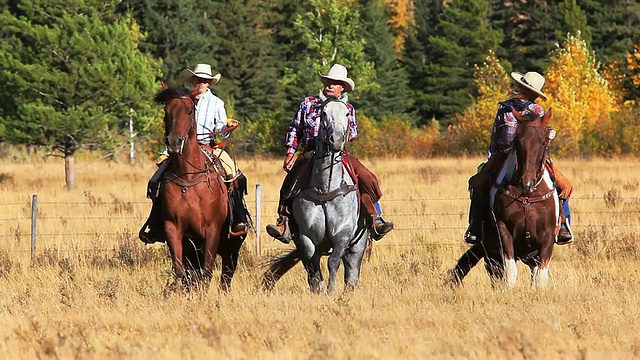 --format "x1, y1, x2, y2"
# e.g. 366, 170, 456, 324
165, 221, 186, 285
342, 232, 368, 292
532, 234, 554, 287
327, 241, 348, 295
298, 235, 324, 294
497, 222, 517, 287
219, 233, 244, 293
449, 244, 485, 286
203, 229, 222, 289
